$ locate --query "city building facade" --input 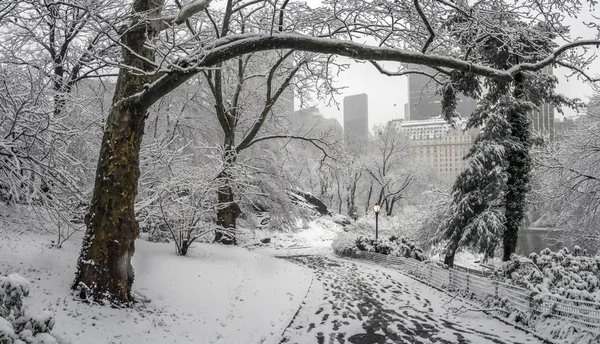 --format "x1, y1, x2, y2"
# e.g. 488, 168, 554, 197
529, 65, 555, 139
392, 118, 478, 186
